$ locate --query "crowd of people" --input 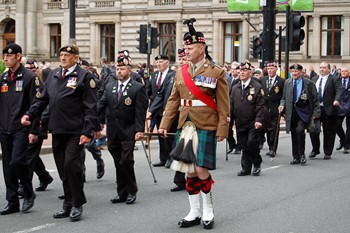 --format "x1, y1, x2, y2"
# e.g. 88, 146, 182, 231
0, 17, 349, 231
